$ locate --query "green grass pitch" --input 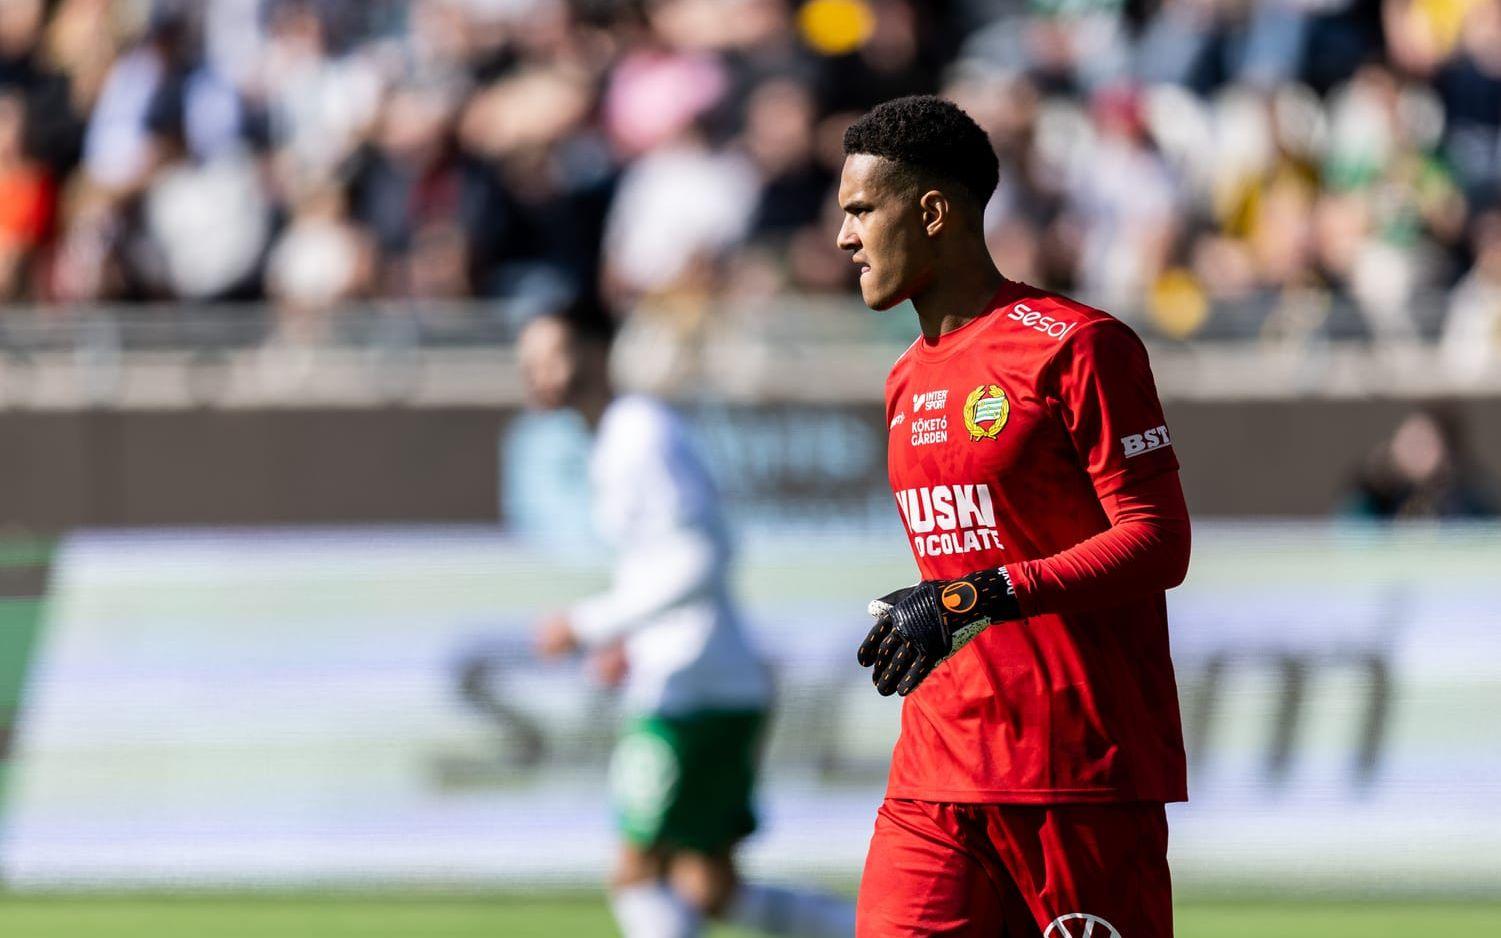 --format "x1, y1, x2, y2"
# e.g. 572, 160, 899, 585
0, 895, 1495, 937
